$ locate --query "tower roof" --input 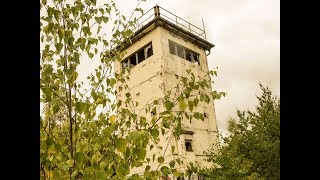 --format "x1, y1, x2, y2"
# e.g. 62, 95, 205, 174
119, 5, 214, 53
